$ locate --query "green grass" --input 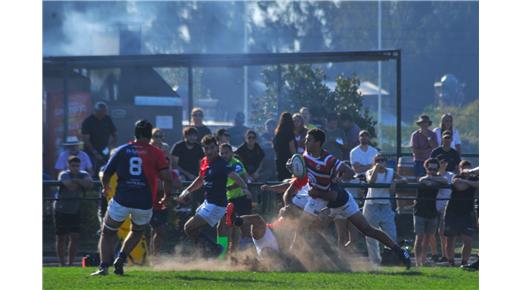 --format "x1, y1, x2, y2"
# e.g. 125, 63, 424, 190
43, 266, 478, 290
